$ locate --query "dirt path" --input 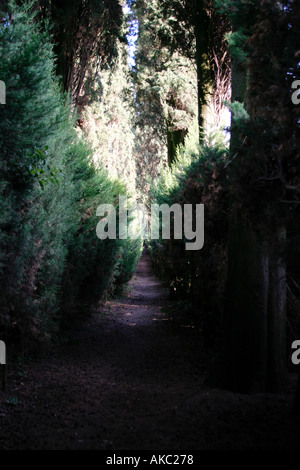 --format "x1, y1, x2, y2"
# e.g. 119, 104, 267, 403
0, 249, 299, 450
